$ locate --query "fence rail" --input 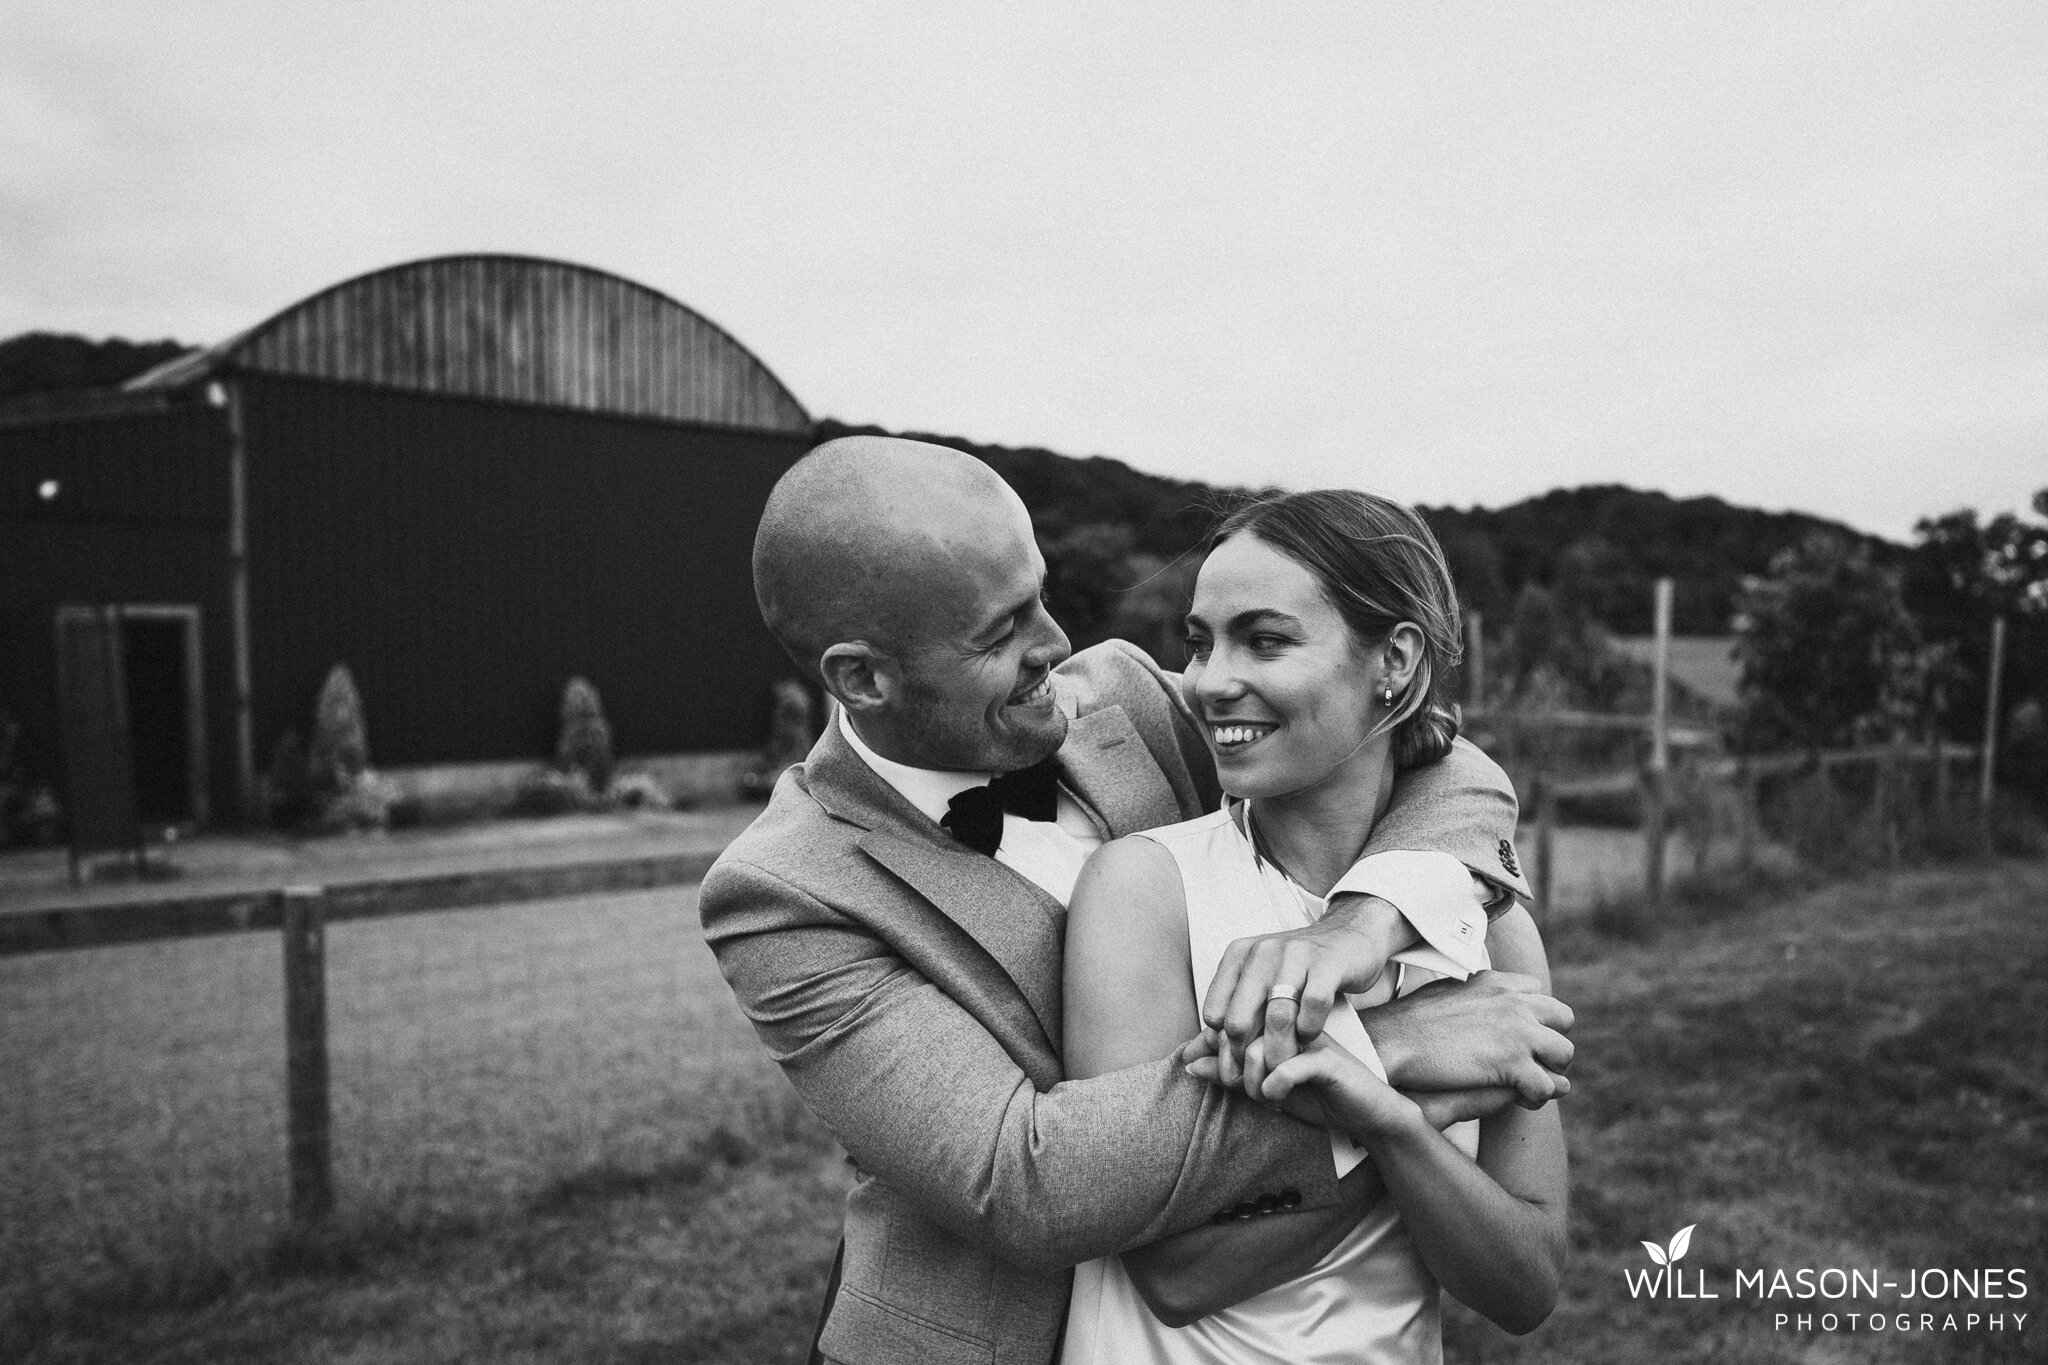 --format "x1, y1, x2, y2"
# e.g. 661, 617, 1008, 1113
0, 847, 722, 958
